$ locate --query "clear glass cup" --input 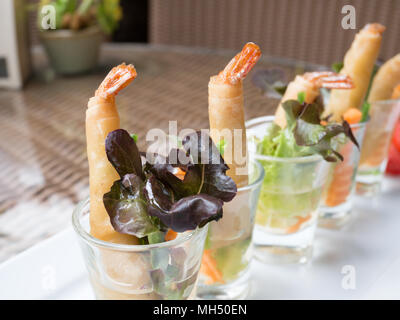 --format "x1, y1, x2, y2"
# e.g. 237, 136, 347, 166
196, 160, 265, 300
356, 99, 400, 196
319, 121, 367, 228
246, 116, 330, 264
72, 198, 208, 300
